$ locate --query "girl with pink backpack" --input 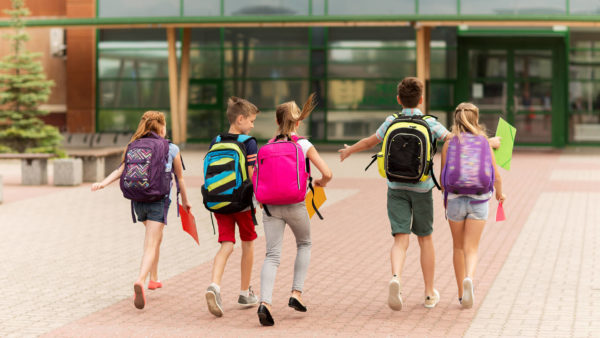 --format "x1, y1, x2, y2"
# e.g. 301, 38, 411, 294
253, 94, 332, 326
440, 102, 506, 309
